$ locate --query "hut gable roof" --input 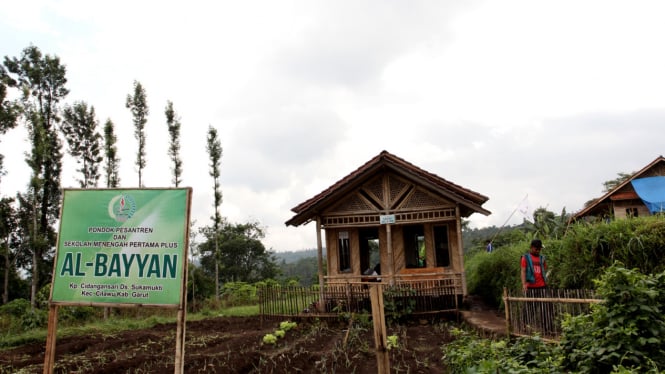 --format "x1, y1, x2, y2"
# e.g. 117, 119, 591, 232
572, 155, 665, 220
286, 150, 490, 226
